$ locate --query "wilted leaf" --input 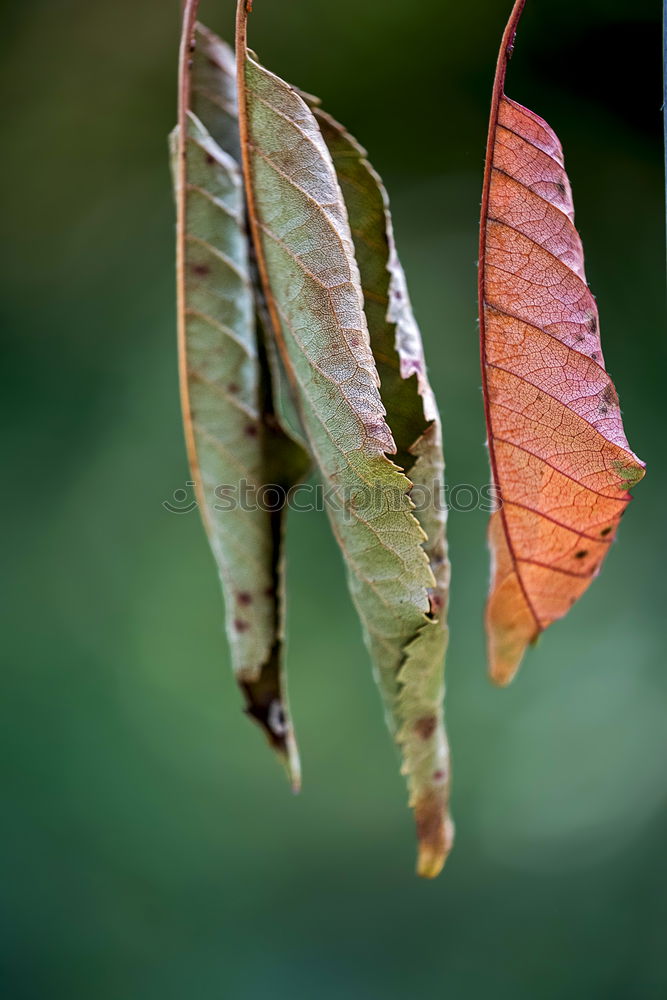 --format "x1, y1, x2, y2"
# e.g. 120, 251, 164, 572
236, 3, 452, 875
479, 0, 645, 685
174, 9, 308, 786
310, 105, 452, 873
